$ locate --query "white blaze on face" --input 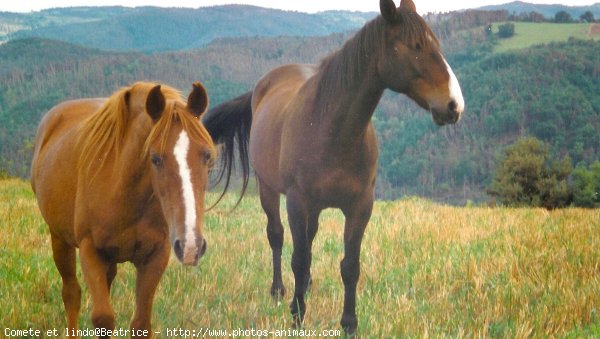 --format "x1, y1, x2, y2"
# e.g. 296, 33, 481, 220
443, 57, 465, 113
173, 130, 198, 263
